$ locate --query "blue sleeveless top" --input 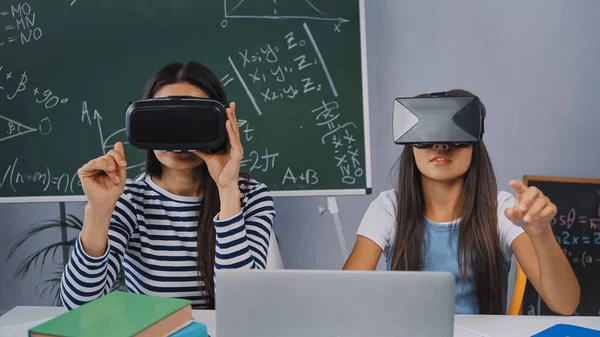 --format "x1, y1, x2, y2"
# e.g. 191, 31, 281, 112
385, 218, 511, 314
